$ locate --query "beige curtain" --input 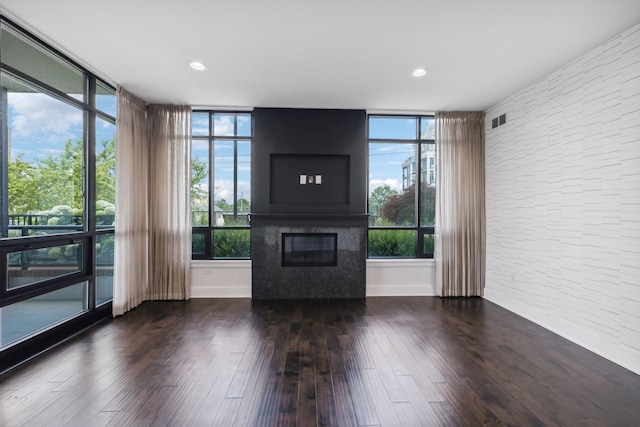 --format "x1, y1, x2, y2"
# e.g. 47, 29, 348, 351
113, 88, 192, 316
114, 87, 149, 316
435, 112, 485, 297
147, 105, 192, 300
